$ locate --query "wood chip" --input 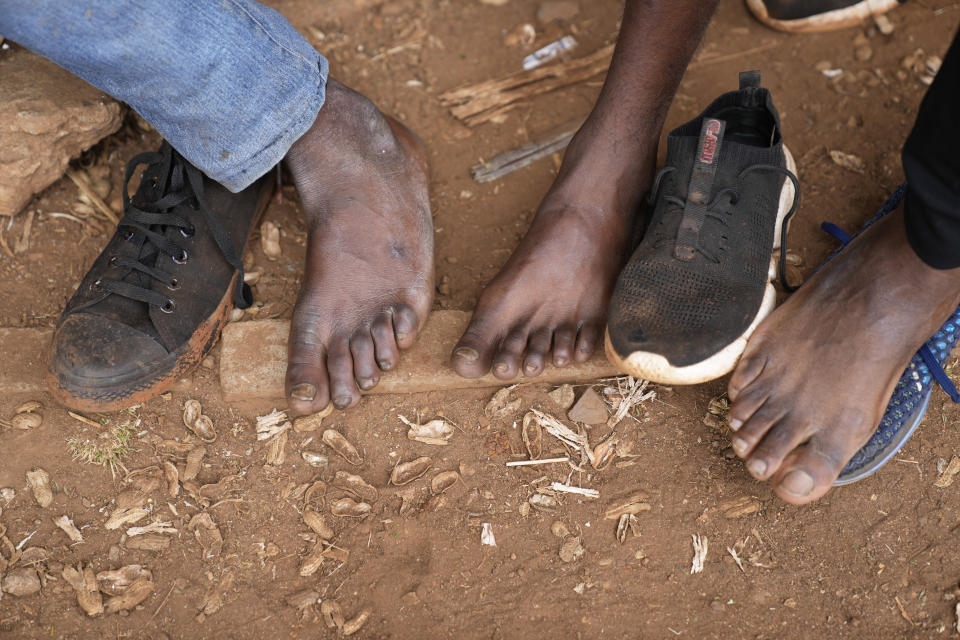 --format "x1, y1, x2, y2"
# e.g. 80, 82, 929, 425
720, 495, 761, 519
935, 456, 960, 488
690, 534, 708, 574
54, 515, 83, 543
105, 507, 148, 530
